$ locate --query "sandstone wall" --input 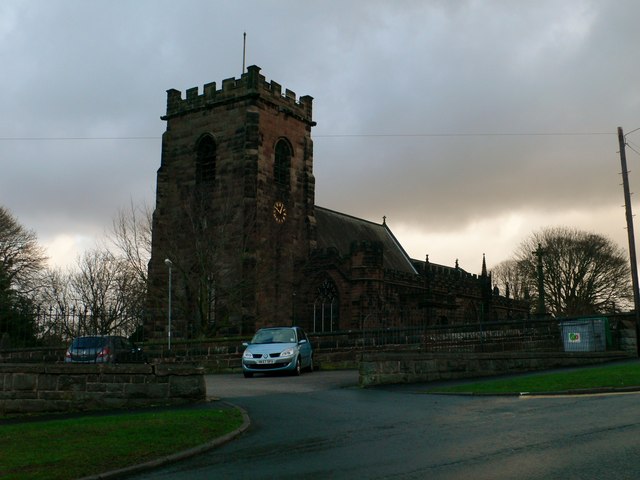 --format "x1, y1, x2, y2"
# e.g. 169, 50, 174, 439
359, 351, 634, 387
0, 364, 205, 414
